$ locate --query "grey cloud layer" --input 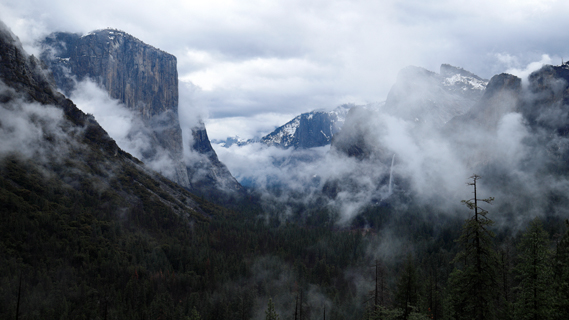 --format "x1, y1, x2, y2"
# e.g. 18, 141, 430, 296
3, 0, 569, 141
